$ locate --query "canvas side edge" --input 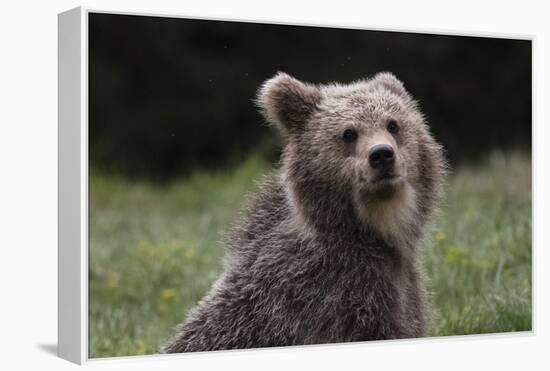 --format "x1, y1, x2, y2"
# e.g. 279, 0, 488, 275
58, 6, 86, 365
